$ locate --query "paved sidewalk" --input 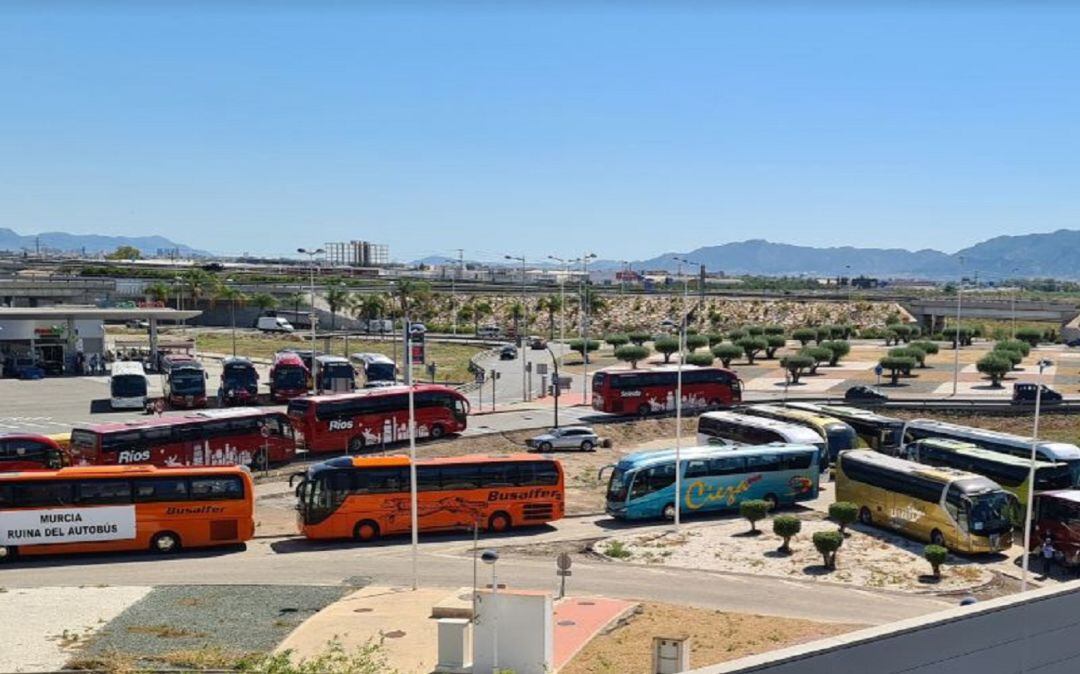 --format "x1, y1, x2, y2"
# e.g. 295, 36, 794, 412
553, 596, 638, 670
